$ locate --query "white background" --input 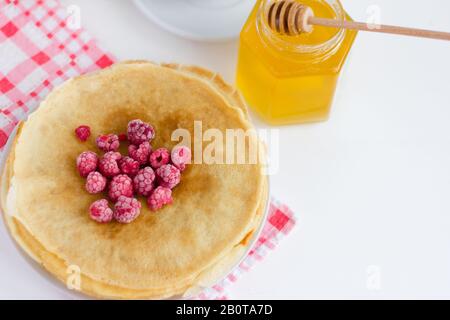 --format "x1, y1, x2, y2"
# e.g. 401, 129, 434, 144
1, 0, 450, 299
